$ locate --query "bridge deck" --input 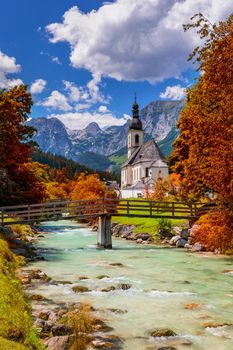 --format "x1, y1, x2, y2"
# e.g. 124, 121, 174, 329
0, 199, 210, 226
